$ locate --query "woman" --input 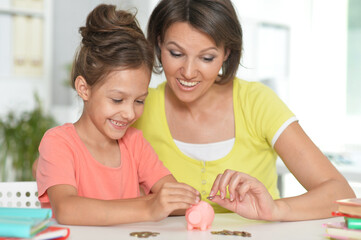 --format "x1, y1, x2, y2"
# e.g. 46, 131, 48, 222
132, 0, 355, 221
